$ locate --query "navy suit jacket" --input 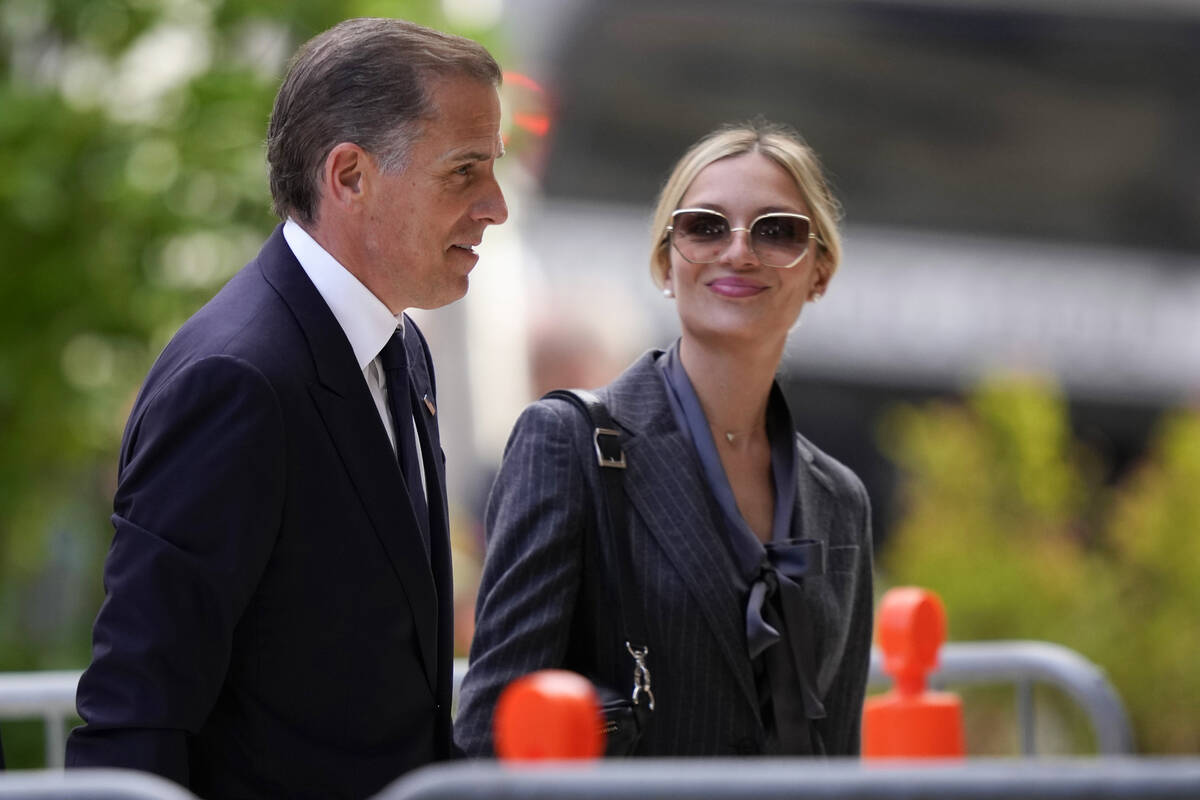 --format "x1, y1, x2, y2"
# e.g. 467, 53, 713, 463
456, 350, 874, 756
67, 226, 456, 798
